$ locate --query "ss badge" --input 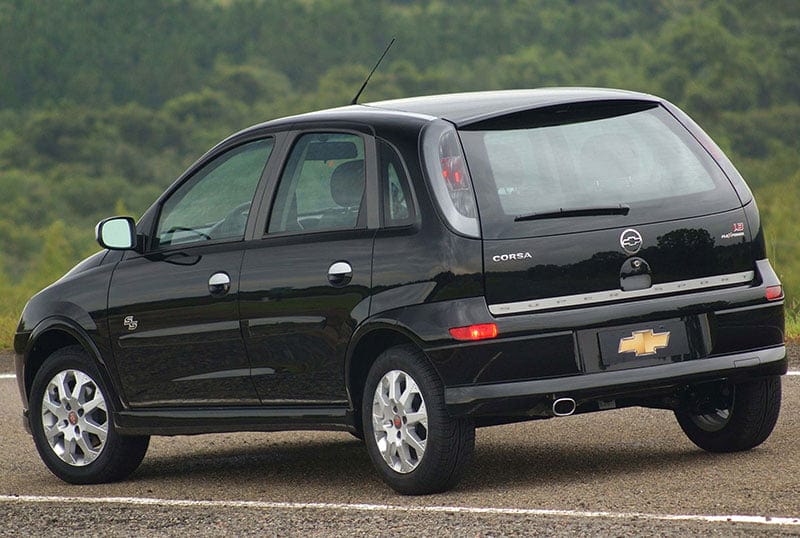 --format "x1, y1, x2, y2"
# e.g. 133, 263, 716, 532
123, 315, 139, 331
